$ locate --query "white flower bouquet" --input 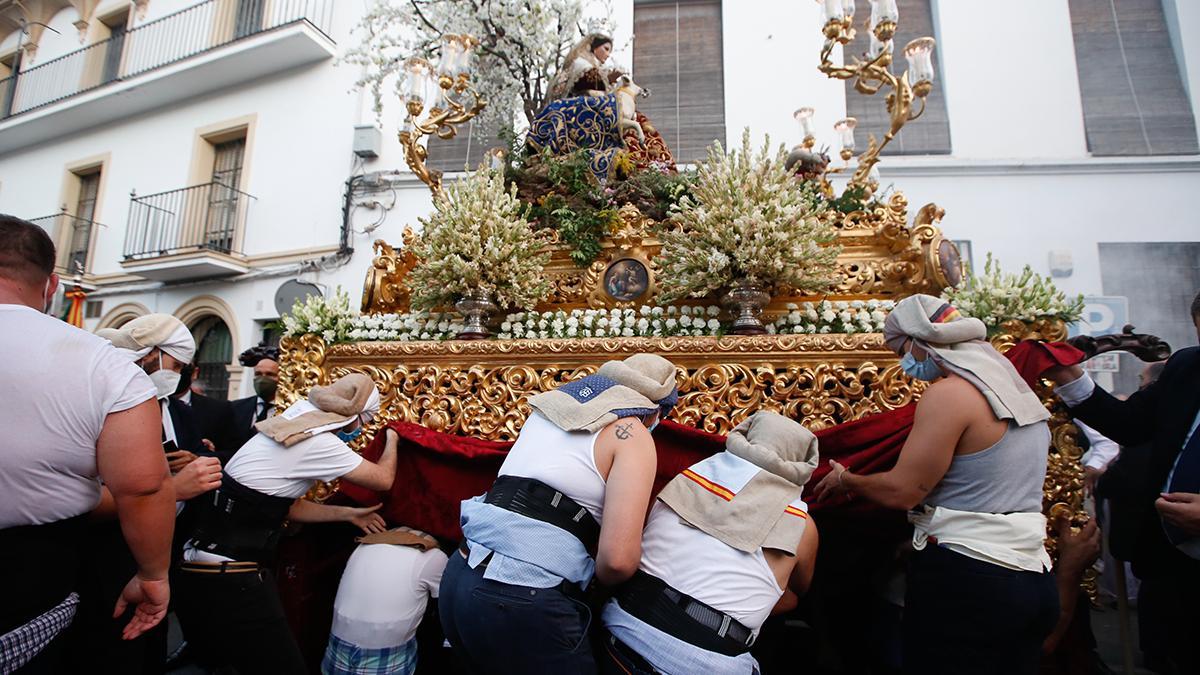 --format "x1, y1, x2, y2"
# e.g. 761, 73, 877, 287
657, 129, 841, 302
281, 287, 356, 344
942, 253, 1084, 334
408, 169, 552, 311
770, 300, 893, 335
